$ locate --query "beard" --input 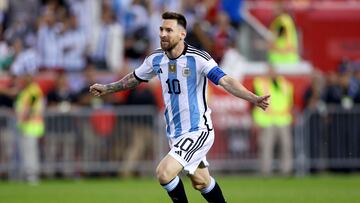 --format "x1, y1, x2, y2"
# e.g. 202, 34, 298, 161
160, 39, 180, 52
